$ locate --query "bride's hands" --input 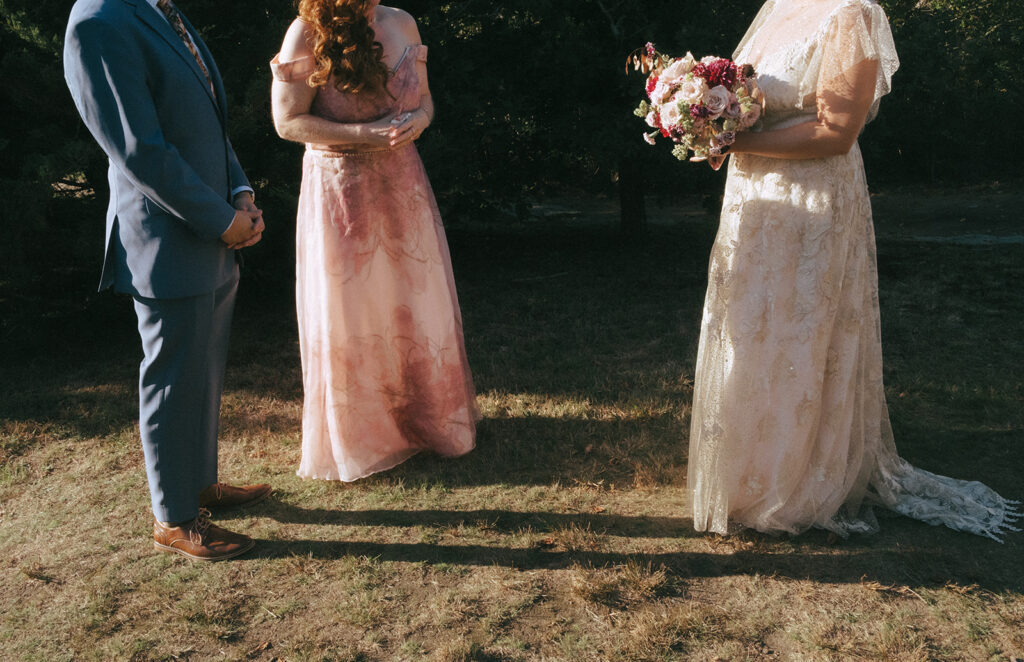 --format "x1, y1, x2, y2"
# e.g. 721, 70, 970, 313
709, 136, 743, 171
692, 152, 728, 171
708, 153, 728, 171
